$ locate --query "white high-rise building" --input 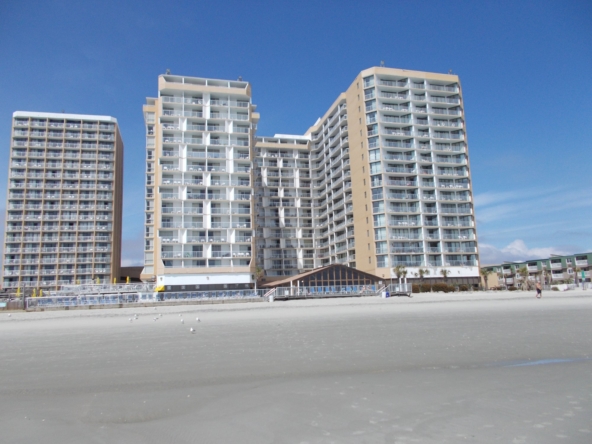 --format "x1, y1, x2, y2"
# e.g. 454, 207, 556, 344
255, 67, 479, 285
141, 75, 258, 290
143, 67, 480, 290
3, 112, 124, 290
